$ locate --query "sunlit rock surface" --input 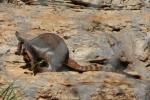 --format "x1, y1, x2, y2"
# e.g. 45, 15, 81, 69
0, 0, 150, 99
